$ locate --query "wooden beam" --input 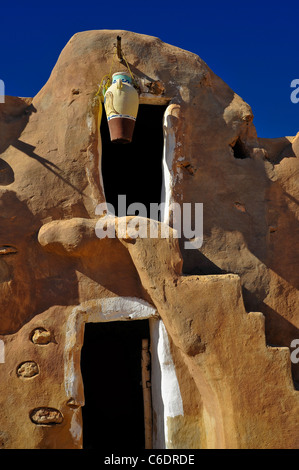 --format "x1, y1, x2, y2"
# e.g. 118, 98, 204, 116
141, 338, 153, 449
